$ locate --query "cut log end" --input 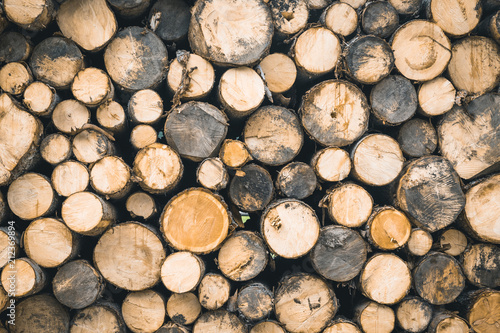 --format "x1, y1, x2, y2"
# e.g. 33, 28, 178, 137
259, 53, 297, 93
326, 183, 373, 228
161, 251, 205, 293
122, 290, 166, 333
